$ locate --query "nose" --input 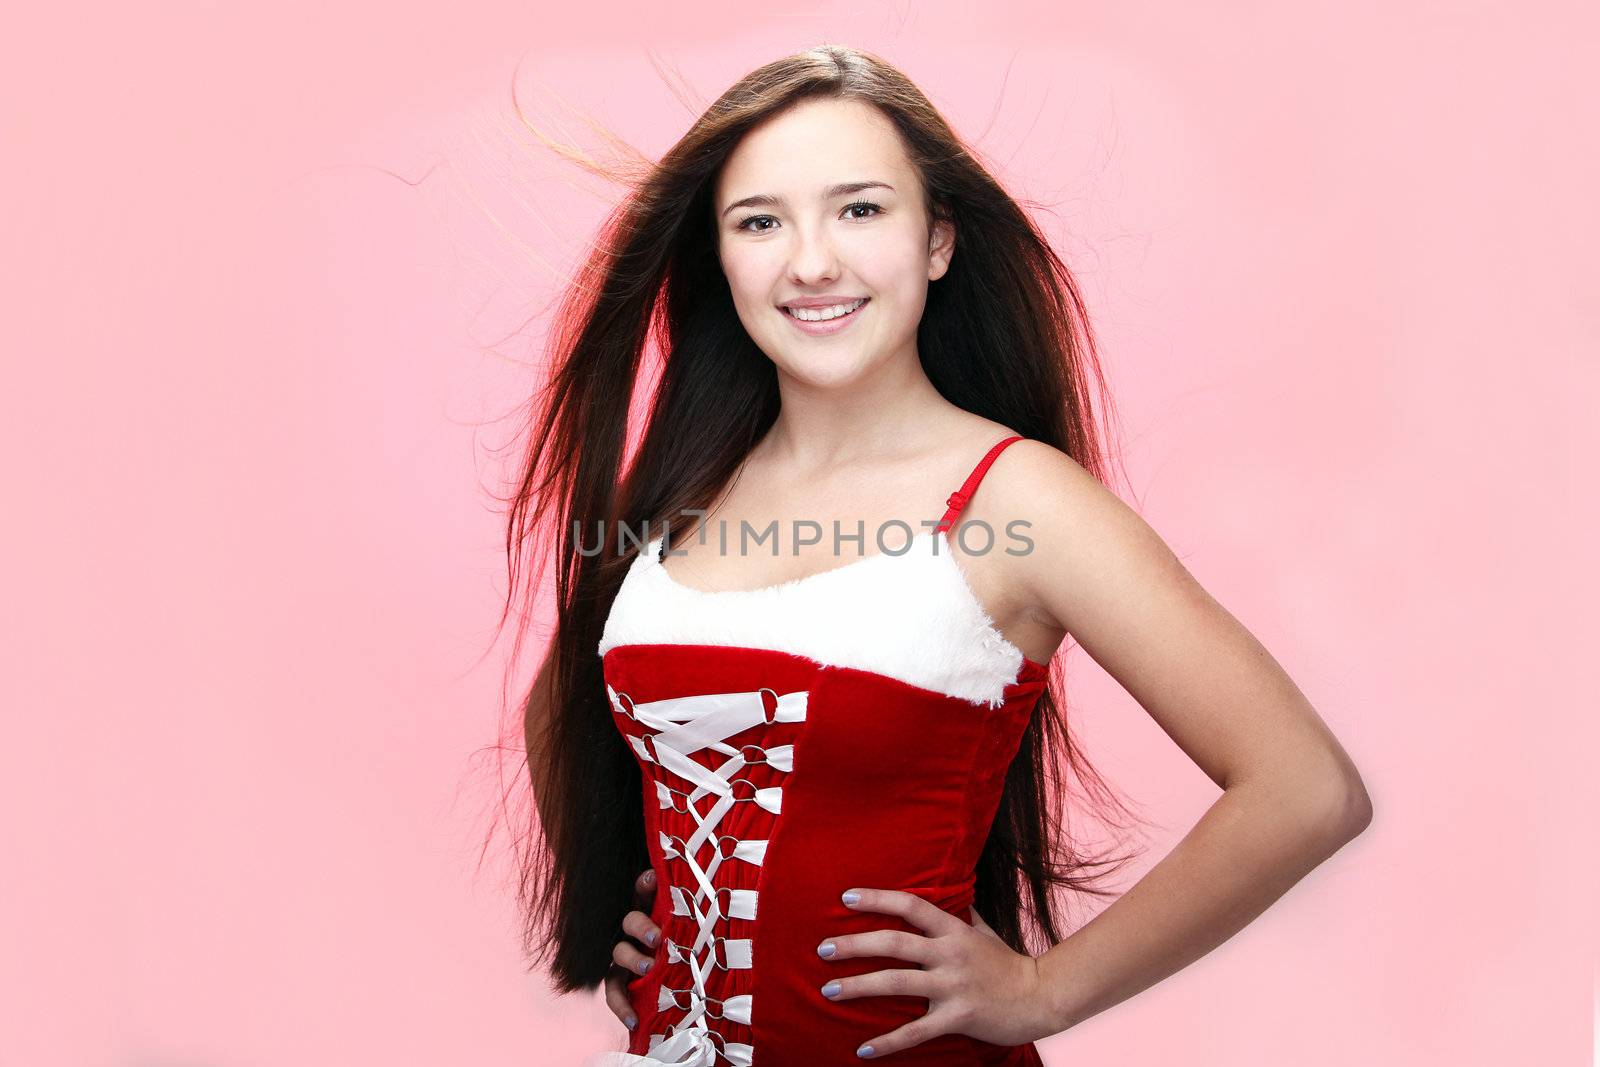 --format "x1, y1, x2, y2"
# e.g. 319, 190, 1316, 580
785, 225, 840, 287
